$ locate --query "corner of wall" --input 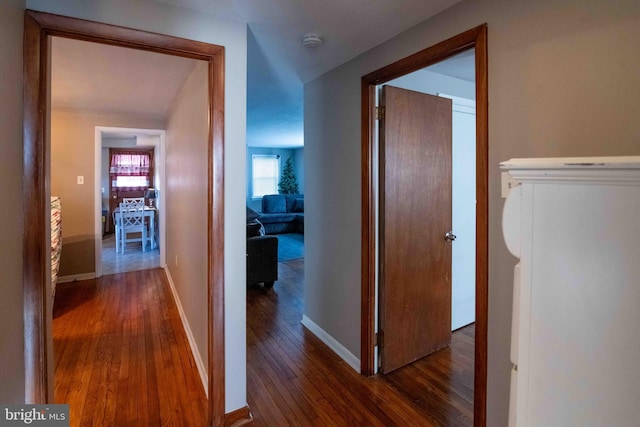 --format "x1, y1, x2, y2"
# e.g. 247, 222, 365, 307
0, 0, 26, 403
